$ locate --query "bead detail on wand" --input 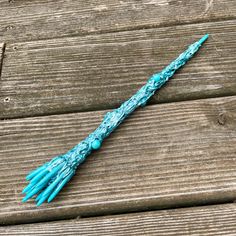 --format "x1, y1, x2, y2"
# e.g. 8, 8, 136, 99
22, 34, 209, 206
